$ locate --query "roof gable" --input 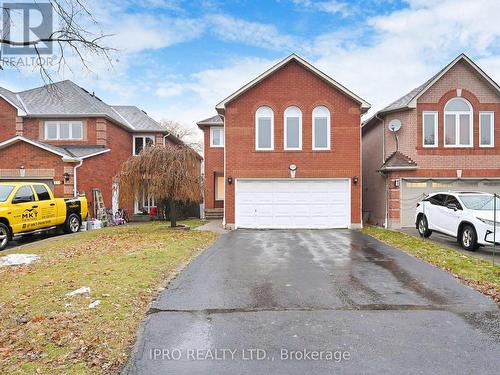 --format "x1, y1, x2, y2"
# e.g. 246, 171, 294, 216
215, 54, 370, 113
